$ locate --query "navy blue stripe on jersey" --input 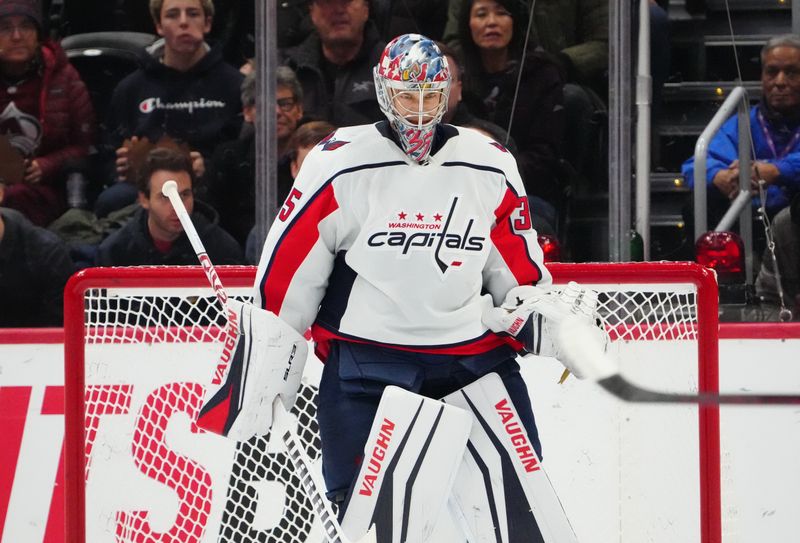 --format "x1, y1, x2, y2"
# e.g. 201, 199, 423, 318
316, 251, 357, 330
441, 161, 507, 177
258, 161, 406, 311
